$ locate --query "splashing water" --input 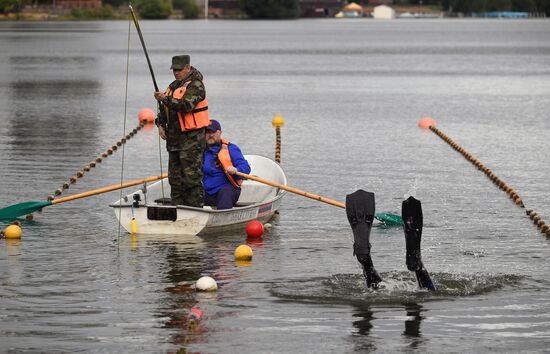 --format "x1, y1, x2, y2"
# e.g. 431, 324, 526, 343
404, 178, 419, 200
